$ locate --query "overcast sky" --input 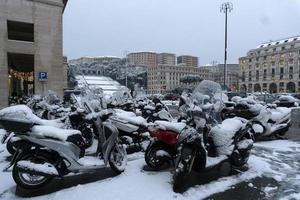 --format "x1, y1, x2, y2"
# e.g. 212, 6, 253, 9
63, 0, 300, 65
